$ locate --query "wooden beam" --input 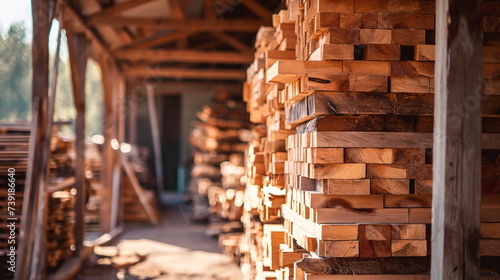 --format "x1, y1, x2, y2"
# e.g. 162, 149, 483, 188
126, 80, 242, 91
119, 30, 196, 50
146, 85, 165, 196
59, 0, 113, 58
87, 16, 264, 32
16, 1, 54, 279
67, 30, 88, 253
211, 32, 252, 52
124, 67, 246, 80
432, 0, 483, 279
99, 57, 117, 233
240, 0, 273, 22
88, 0, 157, 18
115, 49, 253, 64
